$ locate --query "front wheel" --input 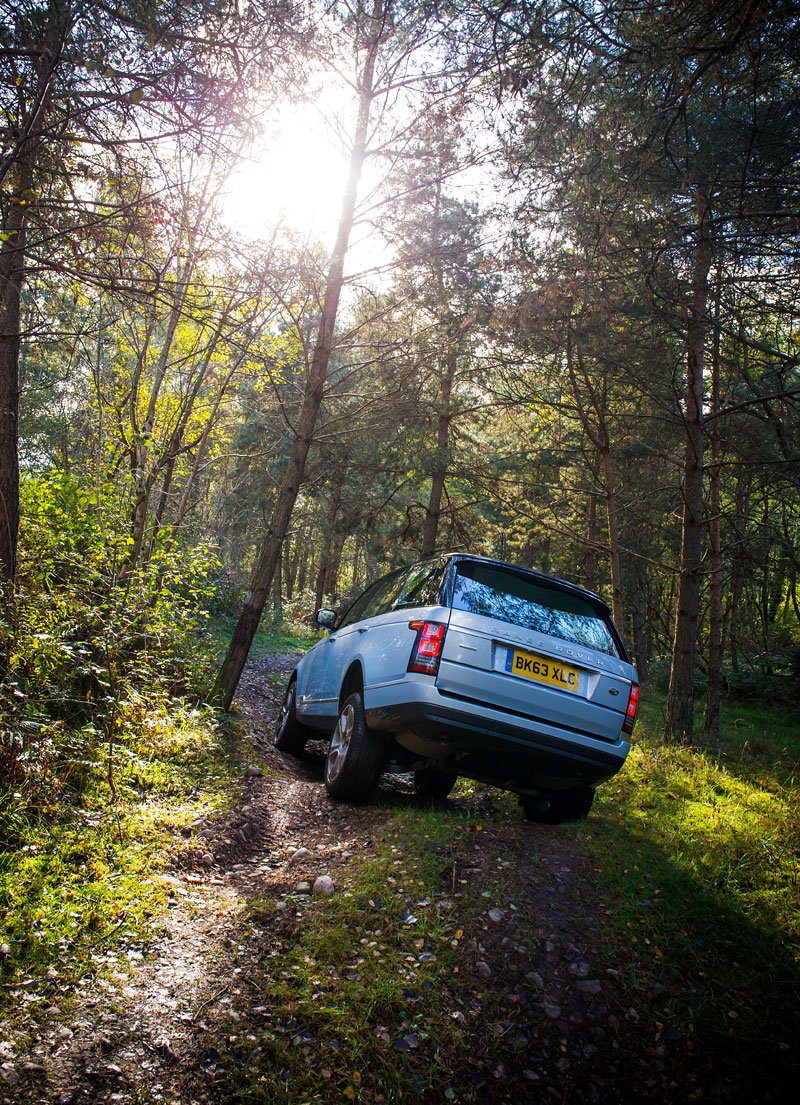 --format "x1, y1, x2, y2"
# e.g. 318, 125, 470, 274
325, 691, 384, 802
522, 786, 594, 824
273, 680, 310, 757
